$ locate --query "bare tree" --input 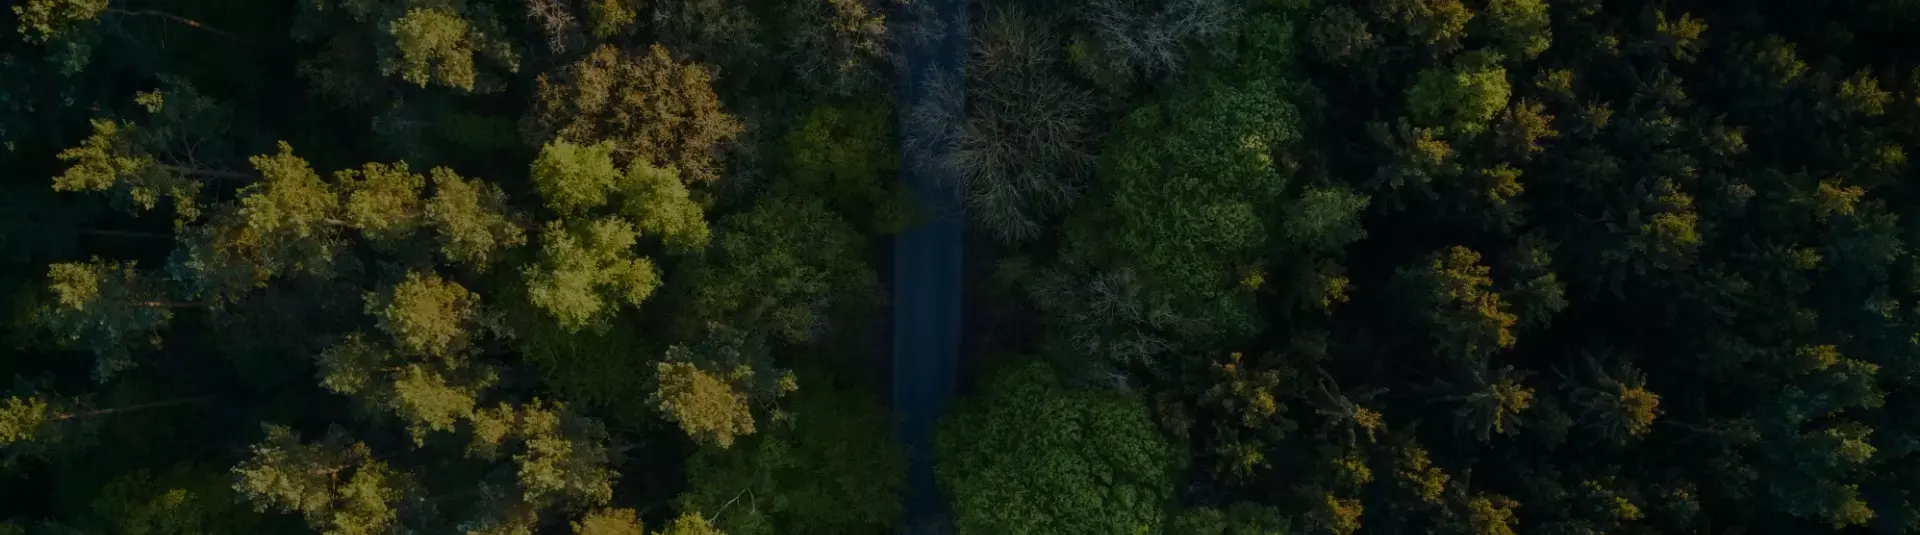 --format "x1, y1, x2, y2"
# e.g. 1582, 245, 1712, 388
907, 7, 1097, 242
525, 0, 581, 54
1084, 0, 1238, 79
